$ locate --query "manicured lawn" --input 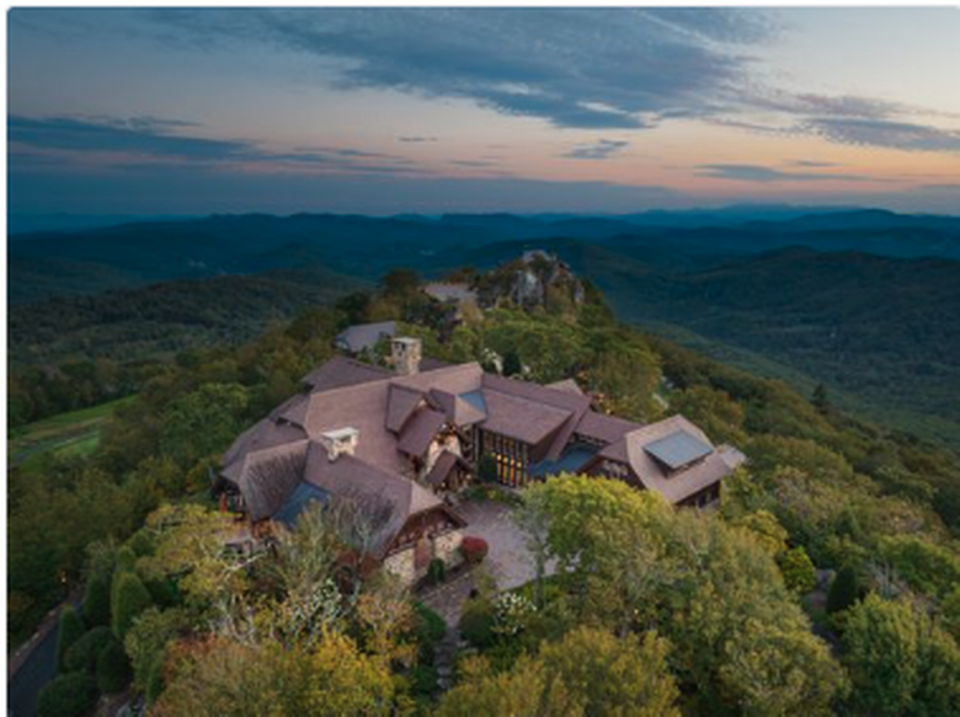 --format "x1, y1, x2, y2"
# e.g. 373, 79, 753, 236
8, 396, 136, 472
